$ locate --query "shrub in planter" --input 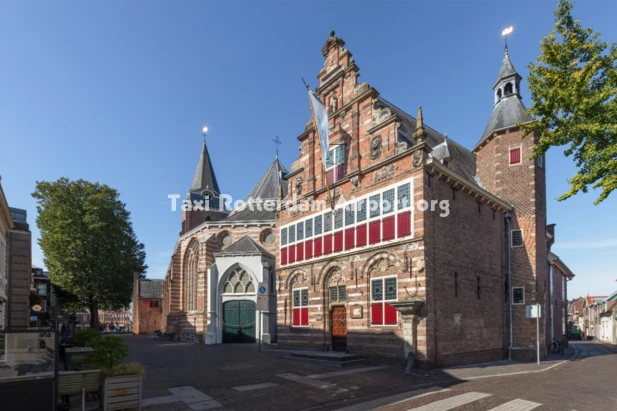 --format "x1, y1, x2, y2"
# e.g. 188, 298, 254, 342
88, 336, 129, 371
68, 328, 101, 347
